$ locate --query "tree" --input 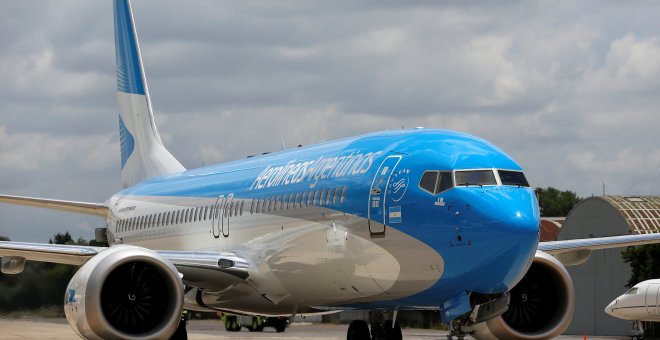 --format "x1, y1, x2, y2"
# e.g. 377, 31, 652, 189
0, 236, 9, 241
622, 244, 660, 288
535, 187, 582, 217
49, 232, 74, 245
0, 233, 83, 313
